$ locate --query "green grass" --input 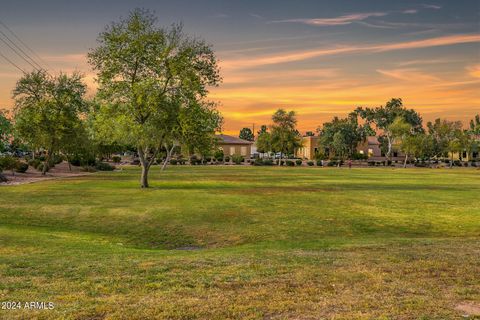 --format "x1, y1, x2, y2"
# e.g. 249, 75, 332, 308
0, 166, 479, 319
